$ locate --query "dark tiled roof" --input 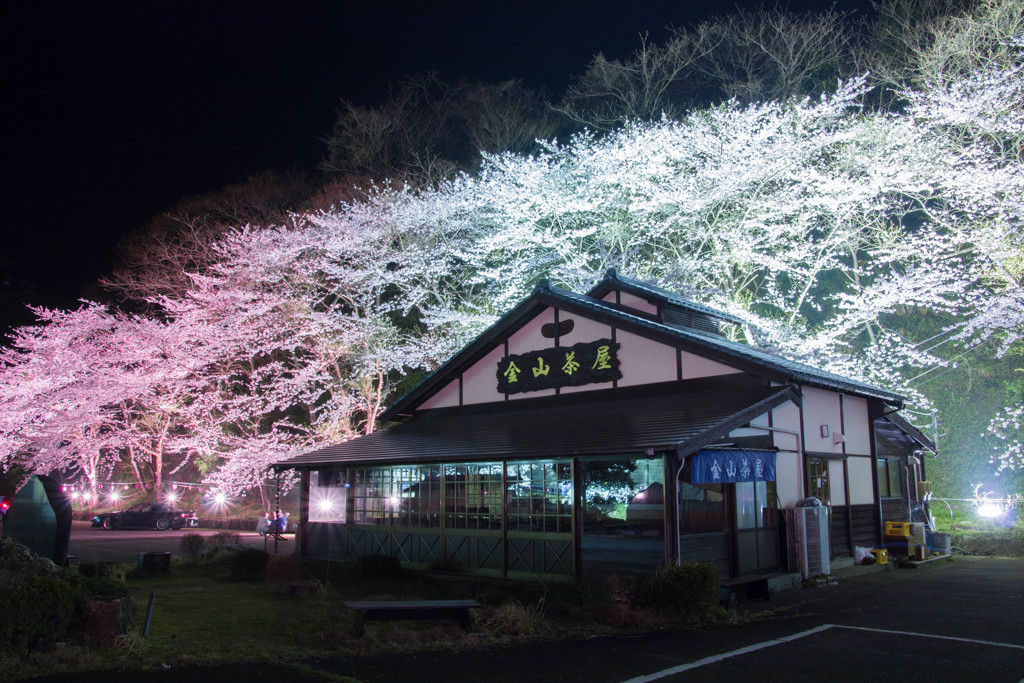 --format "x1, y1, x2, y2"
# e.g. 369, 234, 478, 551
379, 271, 903, 421
588, 268, 746, 325
276, 384, 796, 470
548, 285, 903, 404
